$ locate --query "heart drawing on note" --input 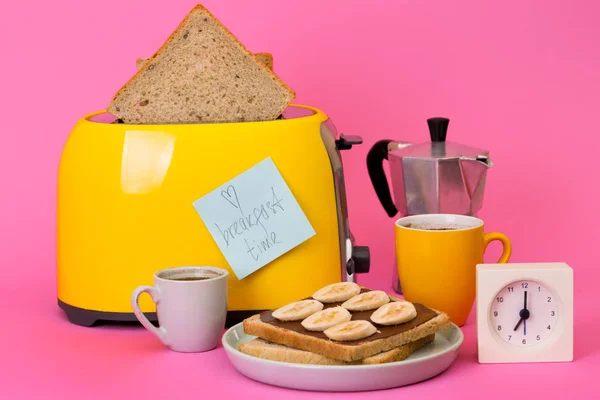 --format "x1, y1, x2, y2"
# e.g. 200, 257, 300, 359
221, 185, 242, 215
